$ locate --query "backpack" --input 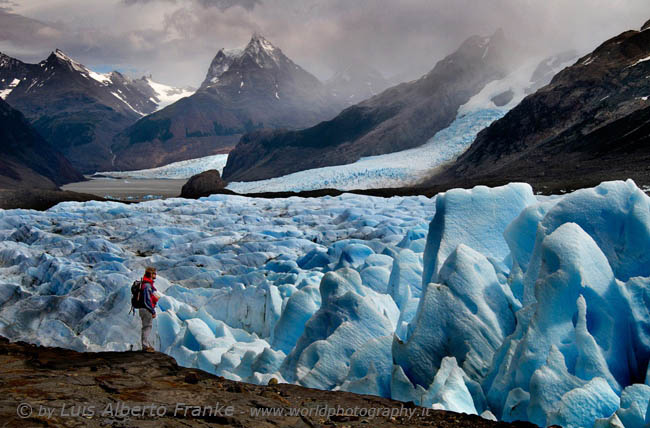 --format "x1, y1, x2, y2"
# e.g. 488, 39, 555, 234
130, 279, 143, 314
